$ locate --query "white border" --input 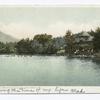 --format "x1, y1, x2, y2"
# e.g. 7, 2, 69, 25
0, 0, 100, 5
0, 4, 99, 94
0, 86, 100, 94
